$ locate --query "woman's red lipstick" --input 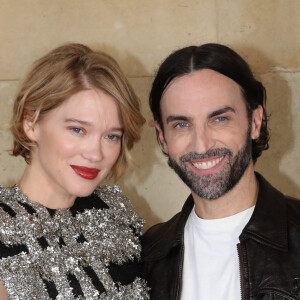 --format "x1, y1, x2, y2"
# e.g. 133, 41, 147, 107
70, 165, 100, 180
